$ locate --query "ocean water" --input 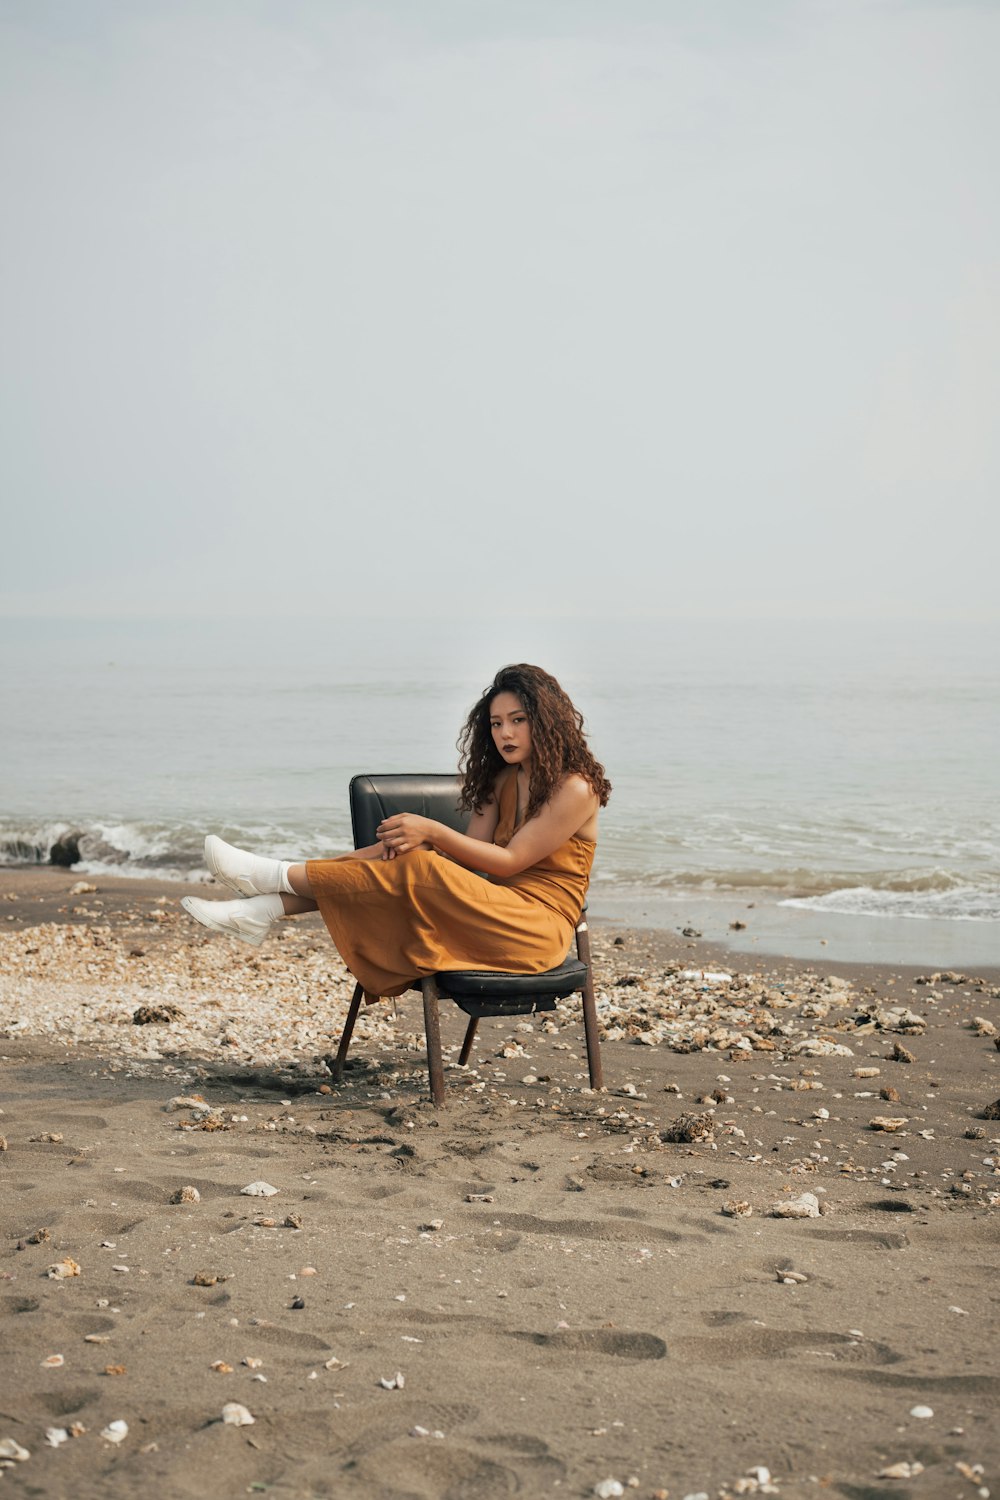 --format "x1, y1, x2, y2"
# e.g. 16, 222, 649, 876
2, 615, 998, 964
